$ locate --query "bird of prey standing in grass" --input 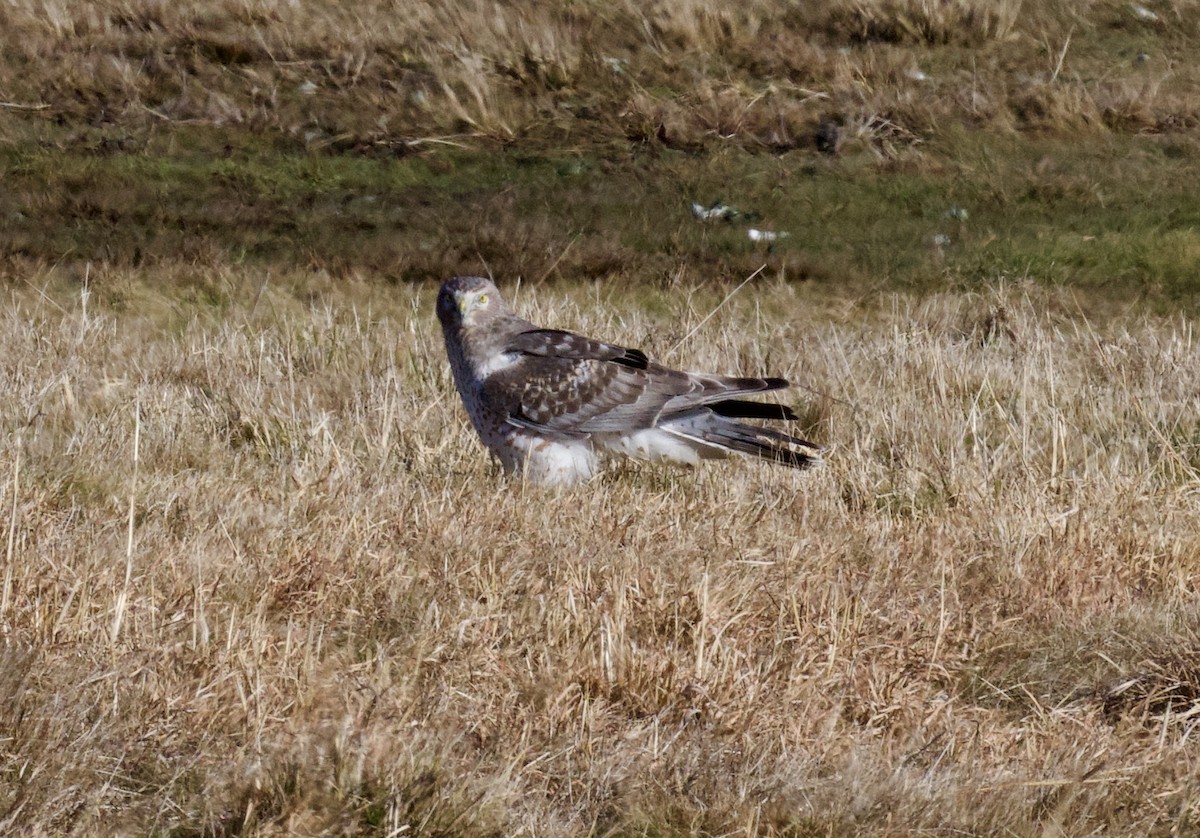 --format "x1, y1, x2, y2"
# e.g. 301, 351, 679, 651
436, 276, 822, 486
